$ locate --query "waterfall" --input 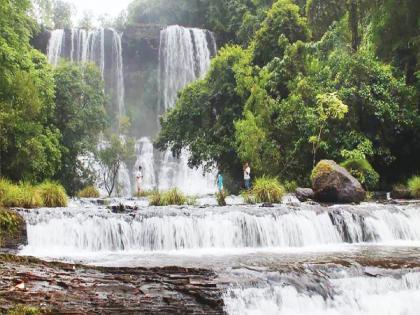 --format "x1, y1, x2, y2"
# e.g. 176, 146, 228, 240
47, 29, 65, 66
134, 137, 156, 191
46, 28, 125, 117
224, 272, 420, 315
157, 25, 217, 194
21, 204, 420, 254
47, 28, 130, 194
